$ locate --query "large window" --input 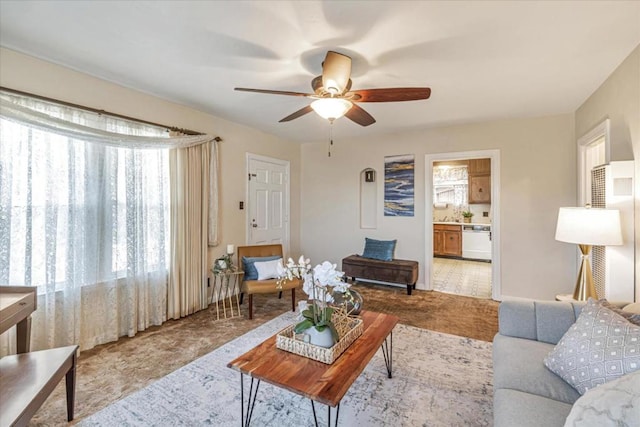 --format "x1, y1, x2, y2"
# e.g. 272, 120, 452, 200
0, 99, 169, 291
